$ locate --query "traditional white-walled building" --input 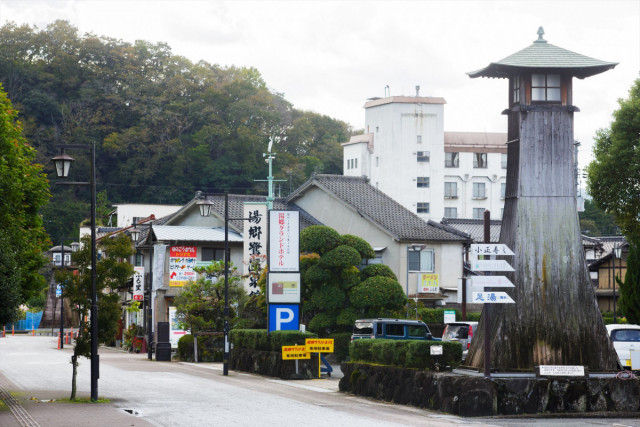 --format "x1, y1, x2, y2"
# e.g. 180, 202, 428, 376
343, 94, 508, 221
